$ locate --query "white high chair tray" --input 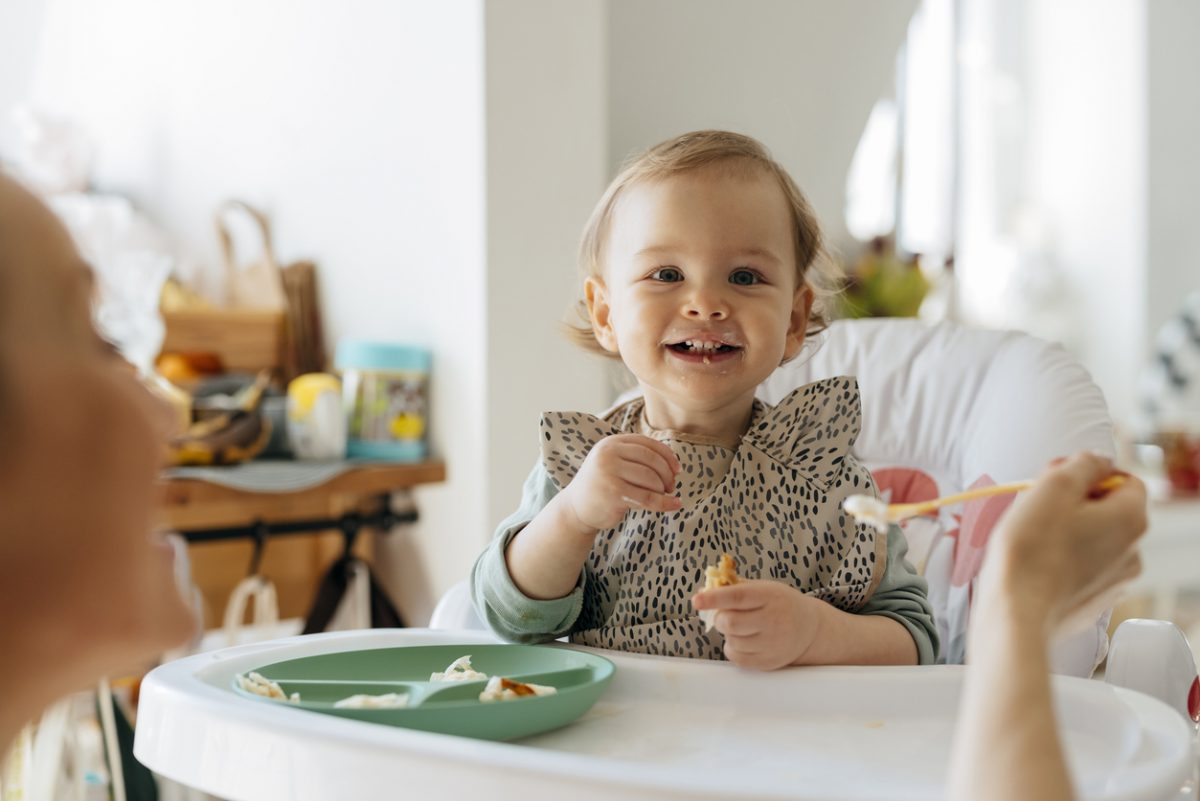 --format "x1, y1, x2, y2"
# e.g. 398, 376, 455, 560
136, 629, 1192, 801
